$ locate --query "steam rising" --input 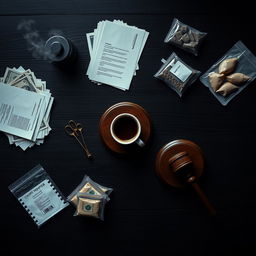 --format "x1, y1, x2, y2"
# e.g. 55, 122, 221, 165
17, 20, 63, 60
